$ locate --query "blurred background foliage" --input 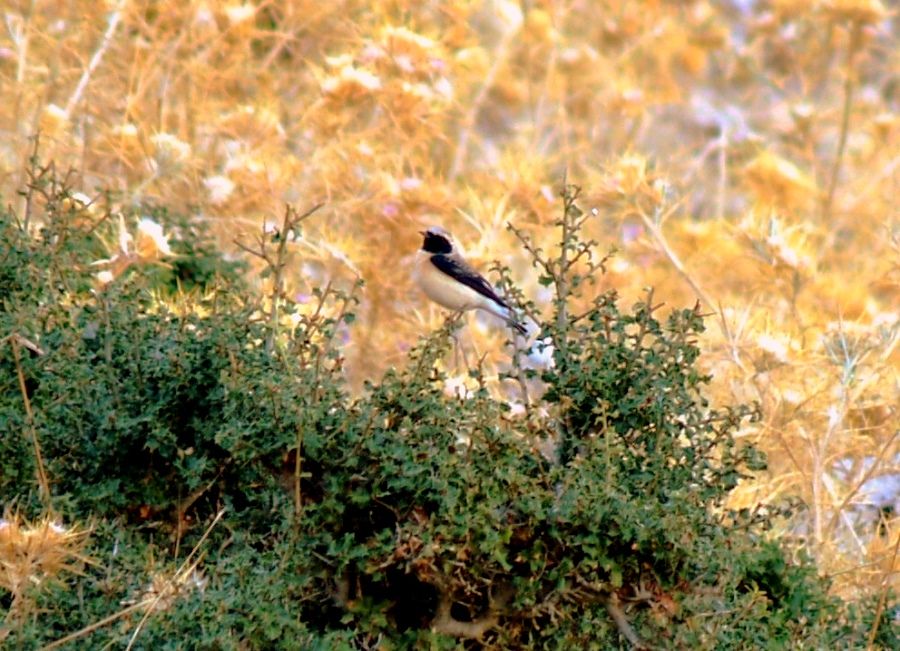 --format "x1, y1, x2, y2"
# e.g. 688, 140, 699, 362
0, 0, 897, 639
